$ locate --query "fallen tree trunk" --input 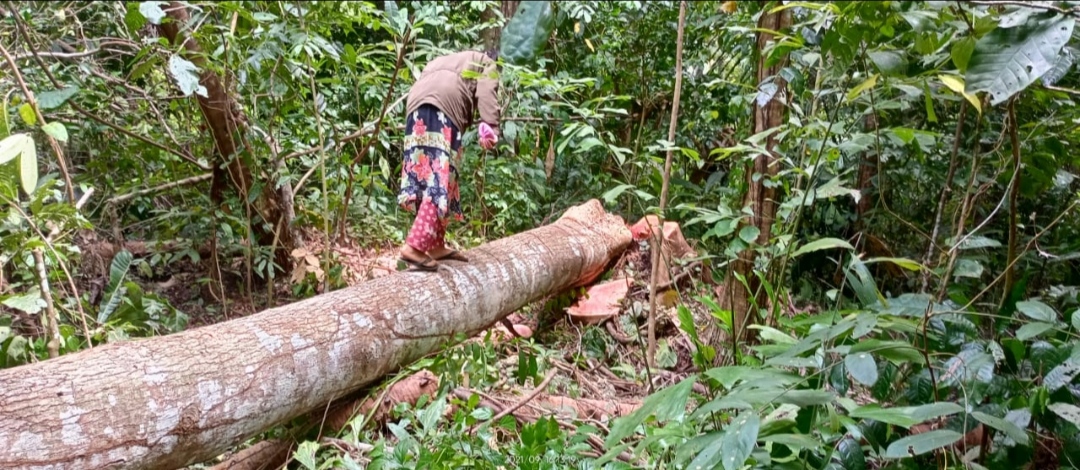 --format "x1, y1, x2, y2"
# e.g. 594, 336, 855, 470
0, 200, 631, 470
